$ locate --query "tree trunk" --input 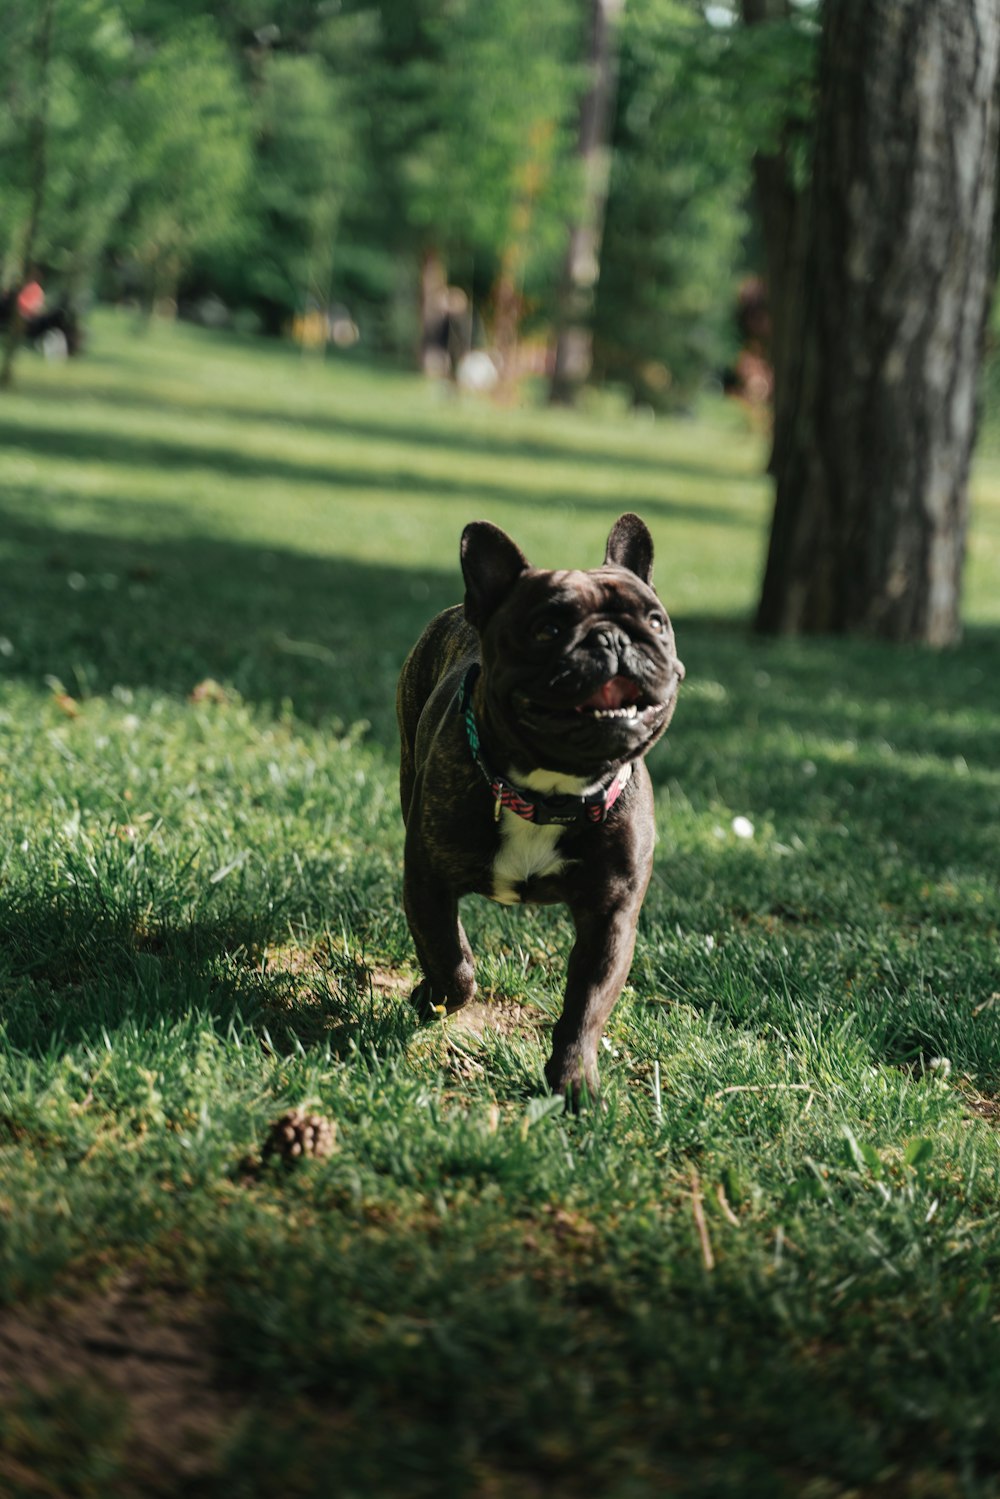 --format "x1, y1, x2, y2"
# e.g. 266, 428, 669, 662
491, 253, 523, 399
756, 0, 1000, 645
492, 121, 554, 401
548, 0, 625, 406
752, 150, 809, 478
